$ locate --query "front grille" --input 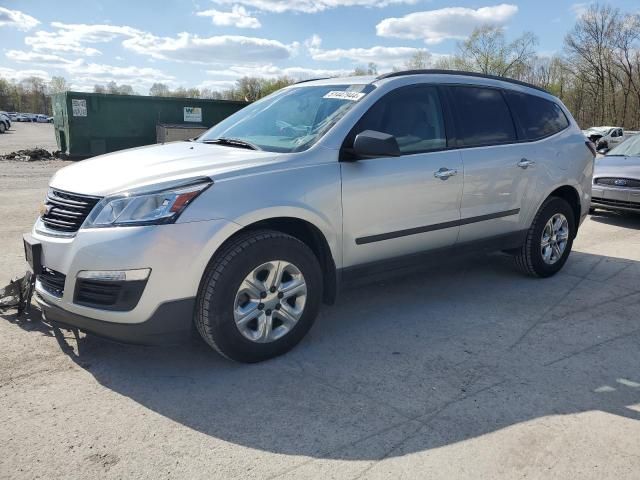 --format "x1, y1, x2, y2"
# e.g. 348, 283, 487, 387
41, 189, 101, 234
595, 177, 640, 189
591, 196, 640, 210
38, 267, 66, 297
